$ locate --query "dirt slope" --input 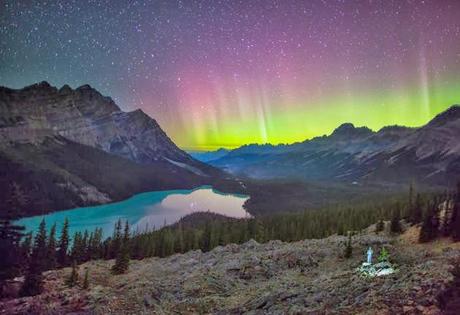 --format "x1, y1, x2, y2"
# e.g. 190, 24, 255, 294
1, 229, 459, 314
